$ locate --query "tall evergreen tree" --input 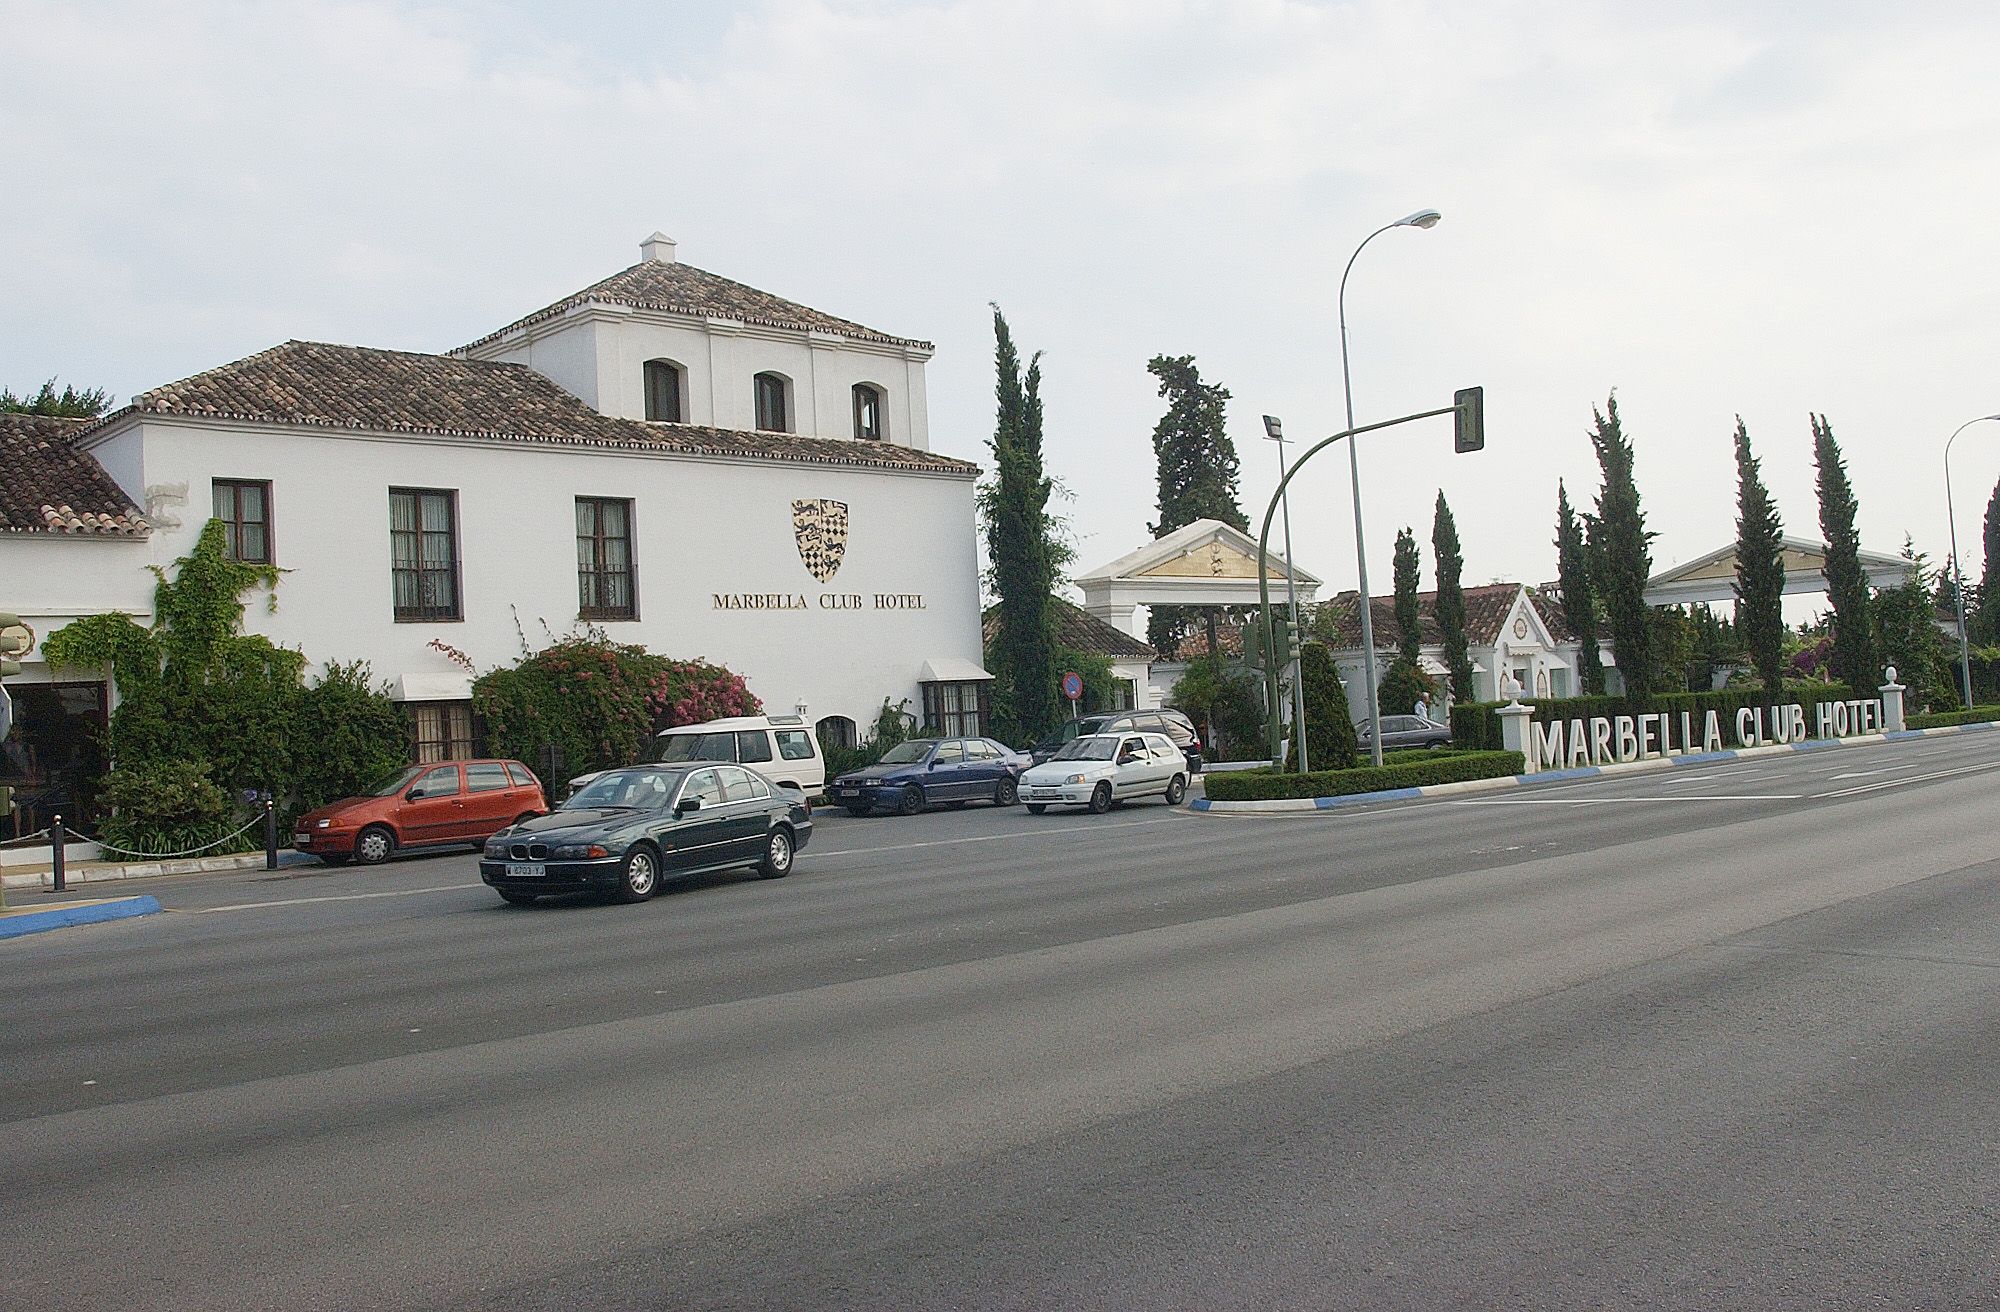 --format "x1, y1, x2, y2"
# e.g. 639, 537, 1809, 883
983, 307, 1062, 743
1812, 413, 1875, 688
1731, 417, 1787, 690
1587, 394, 1656, 695
1973, 478, 2000, 644
0, 378, 110, 418
1392, 527, 1421, 667
1144, 354, 1246, 654
1554, 481, 1604, 695
1431, 492, 1474, 700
